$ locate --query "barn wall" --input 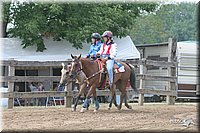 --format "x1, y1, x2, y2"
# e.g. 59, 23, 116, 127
137, 45, 170, 90
136, 41, 198, 99
144, 45, 169, 58
177, 49, 198, 85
